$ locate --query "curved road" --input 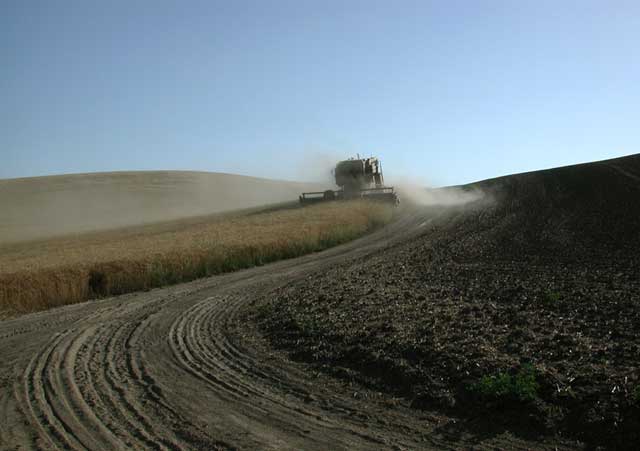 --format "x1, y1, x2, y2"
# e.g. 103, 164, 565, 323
0, 209, 571, 450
